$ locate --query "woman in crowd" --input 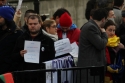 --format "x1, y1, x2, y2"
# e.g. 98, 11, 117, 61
42, 20, 58, 42
104, 20, 125, 83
